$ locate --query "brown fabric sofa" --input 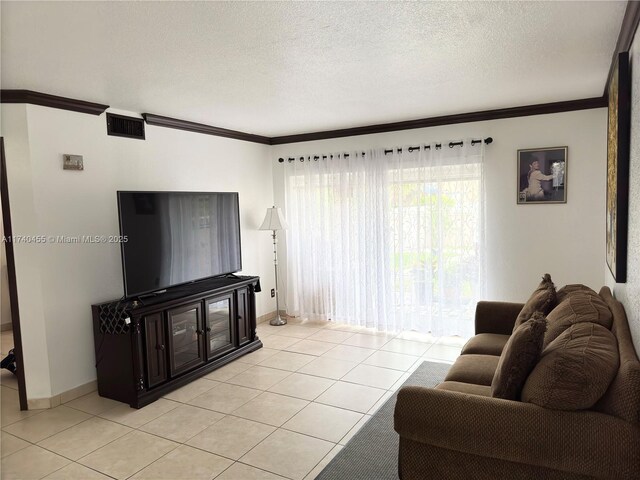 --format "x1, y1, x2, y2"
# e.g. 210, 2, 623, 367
394, 287, 640, 479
